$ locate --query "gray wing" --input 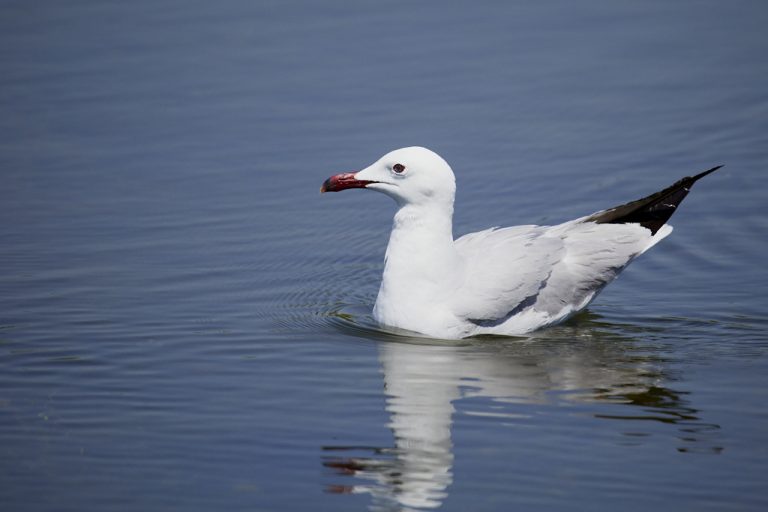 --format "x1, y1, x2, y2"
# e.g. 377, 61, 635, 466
452, 221, 666, 326
452, 226, 564, 322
